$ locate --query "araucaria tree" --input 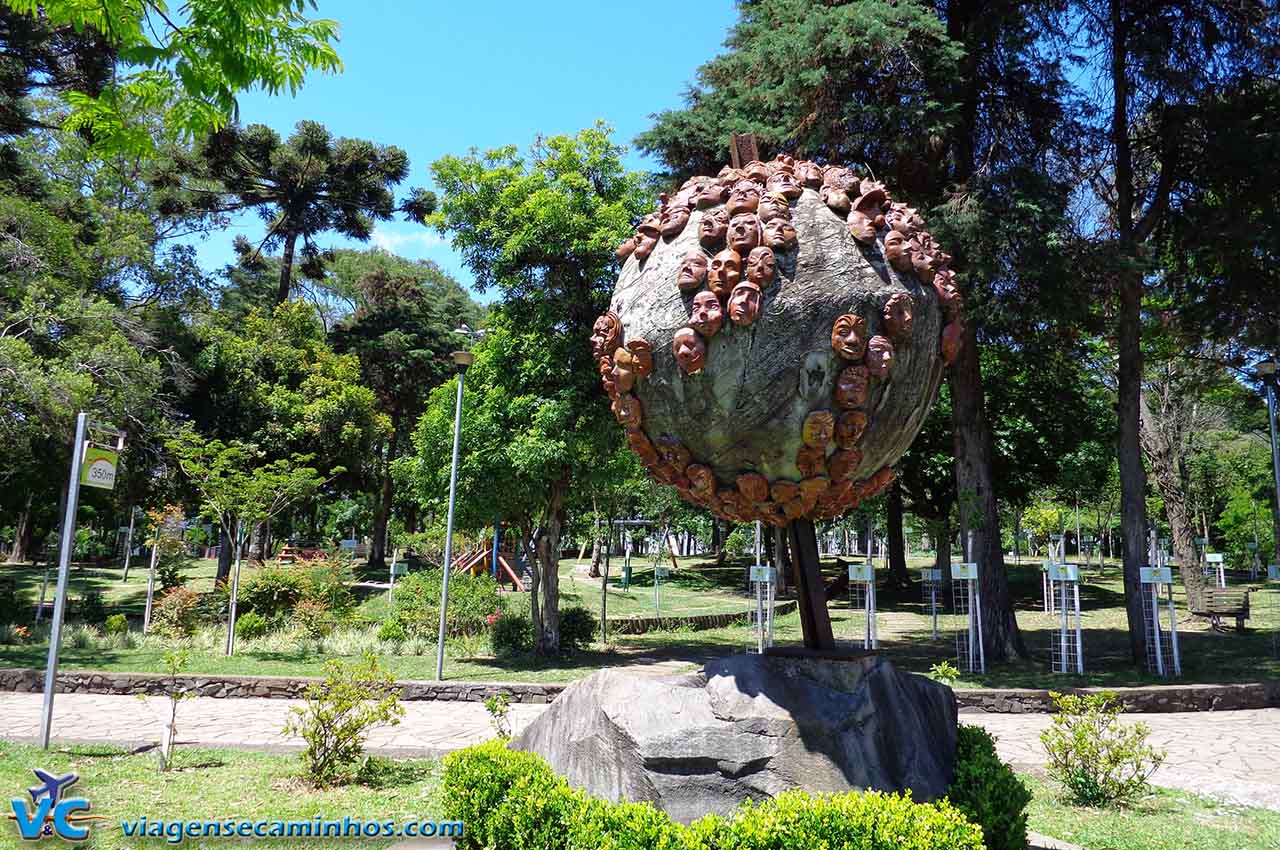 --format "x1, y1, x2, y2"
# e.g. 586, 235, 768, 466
422, 125, 649, 653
